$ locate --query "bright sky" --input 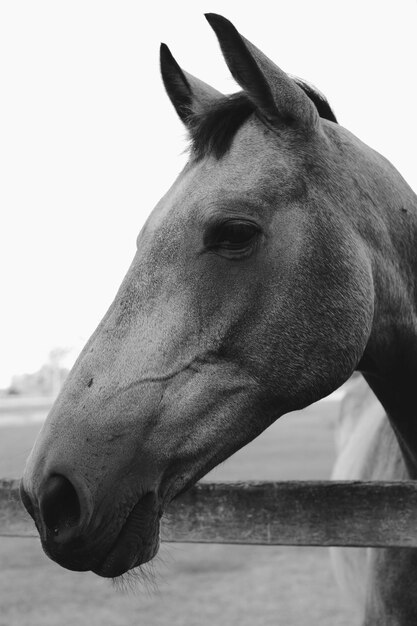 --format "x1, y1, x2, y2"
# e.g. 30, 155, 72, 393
1, 0, 416, 387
